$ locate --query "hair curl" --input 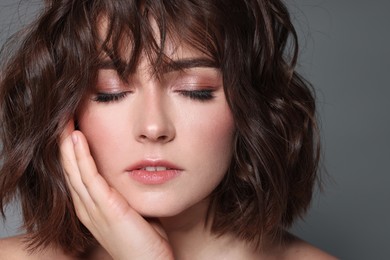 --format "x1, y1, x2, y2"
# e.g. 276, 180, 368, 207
0, 0, 320, 256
